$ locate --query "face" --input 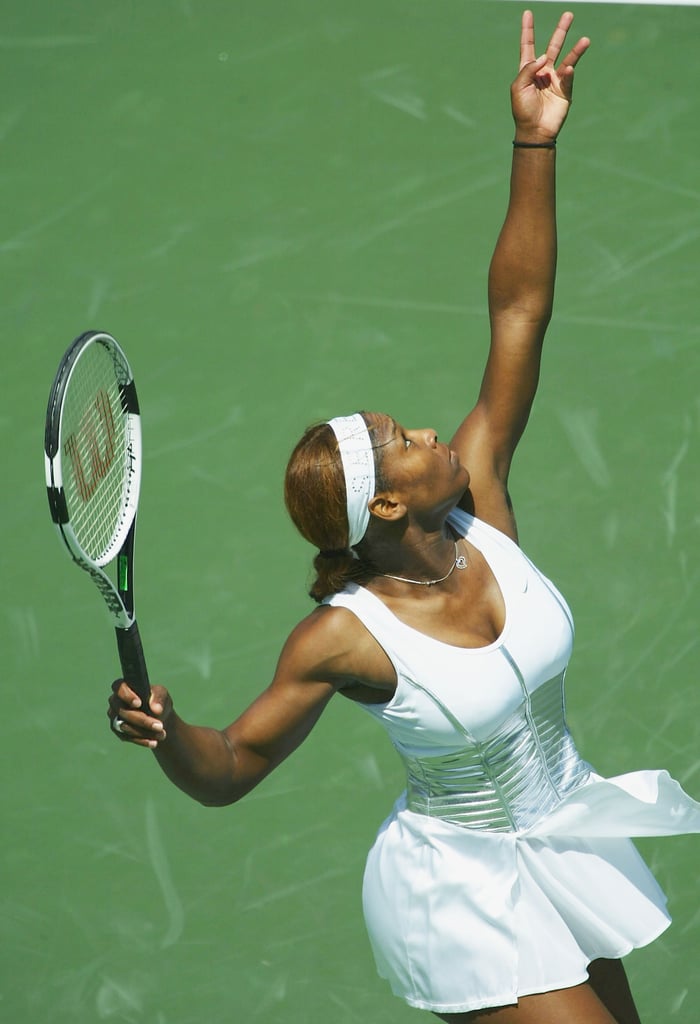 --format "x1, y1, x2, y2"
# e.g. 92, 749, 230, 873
365, 412, 469, 520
